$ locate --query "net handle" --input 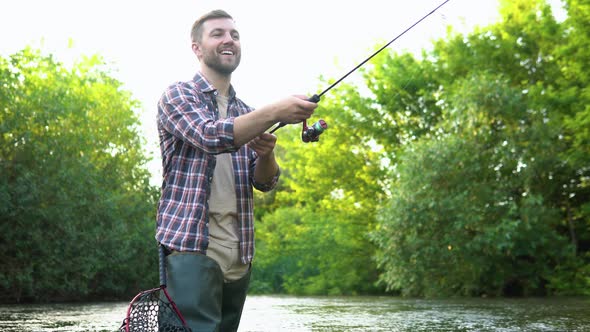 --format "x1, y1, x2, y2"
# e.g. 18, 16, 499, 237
158, 244, 167, 287
157, 243, 189, 327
